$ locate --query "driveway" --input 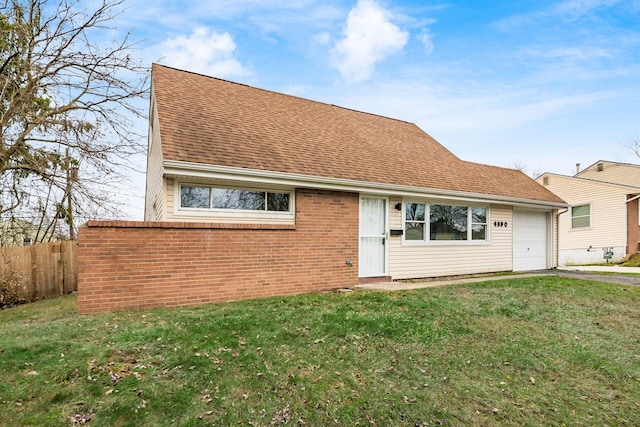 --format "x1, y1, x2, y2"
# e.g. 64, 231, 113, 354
355, 268, 640, 291
552, 267, 640, 287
